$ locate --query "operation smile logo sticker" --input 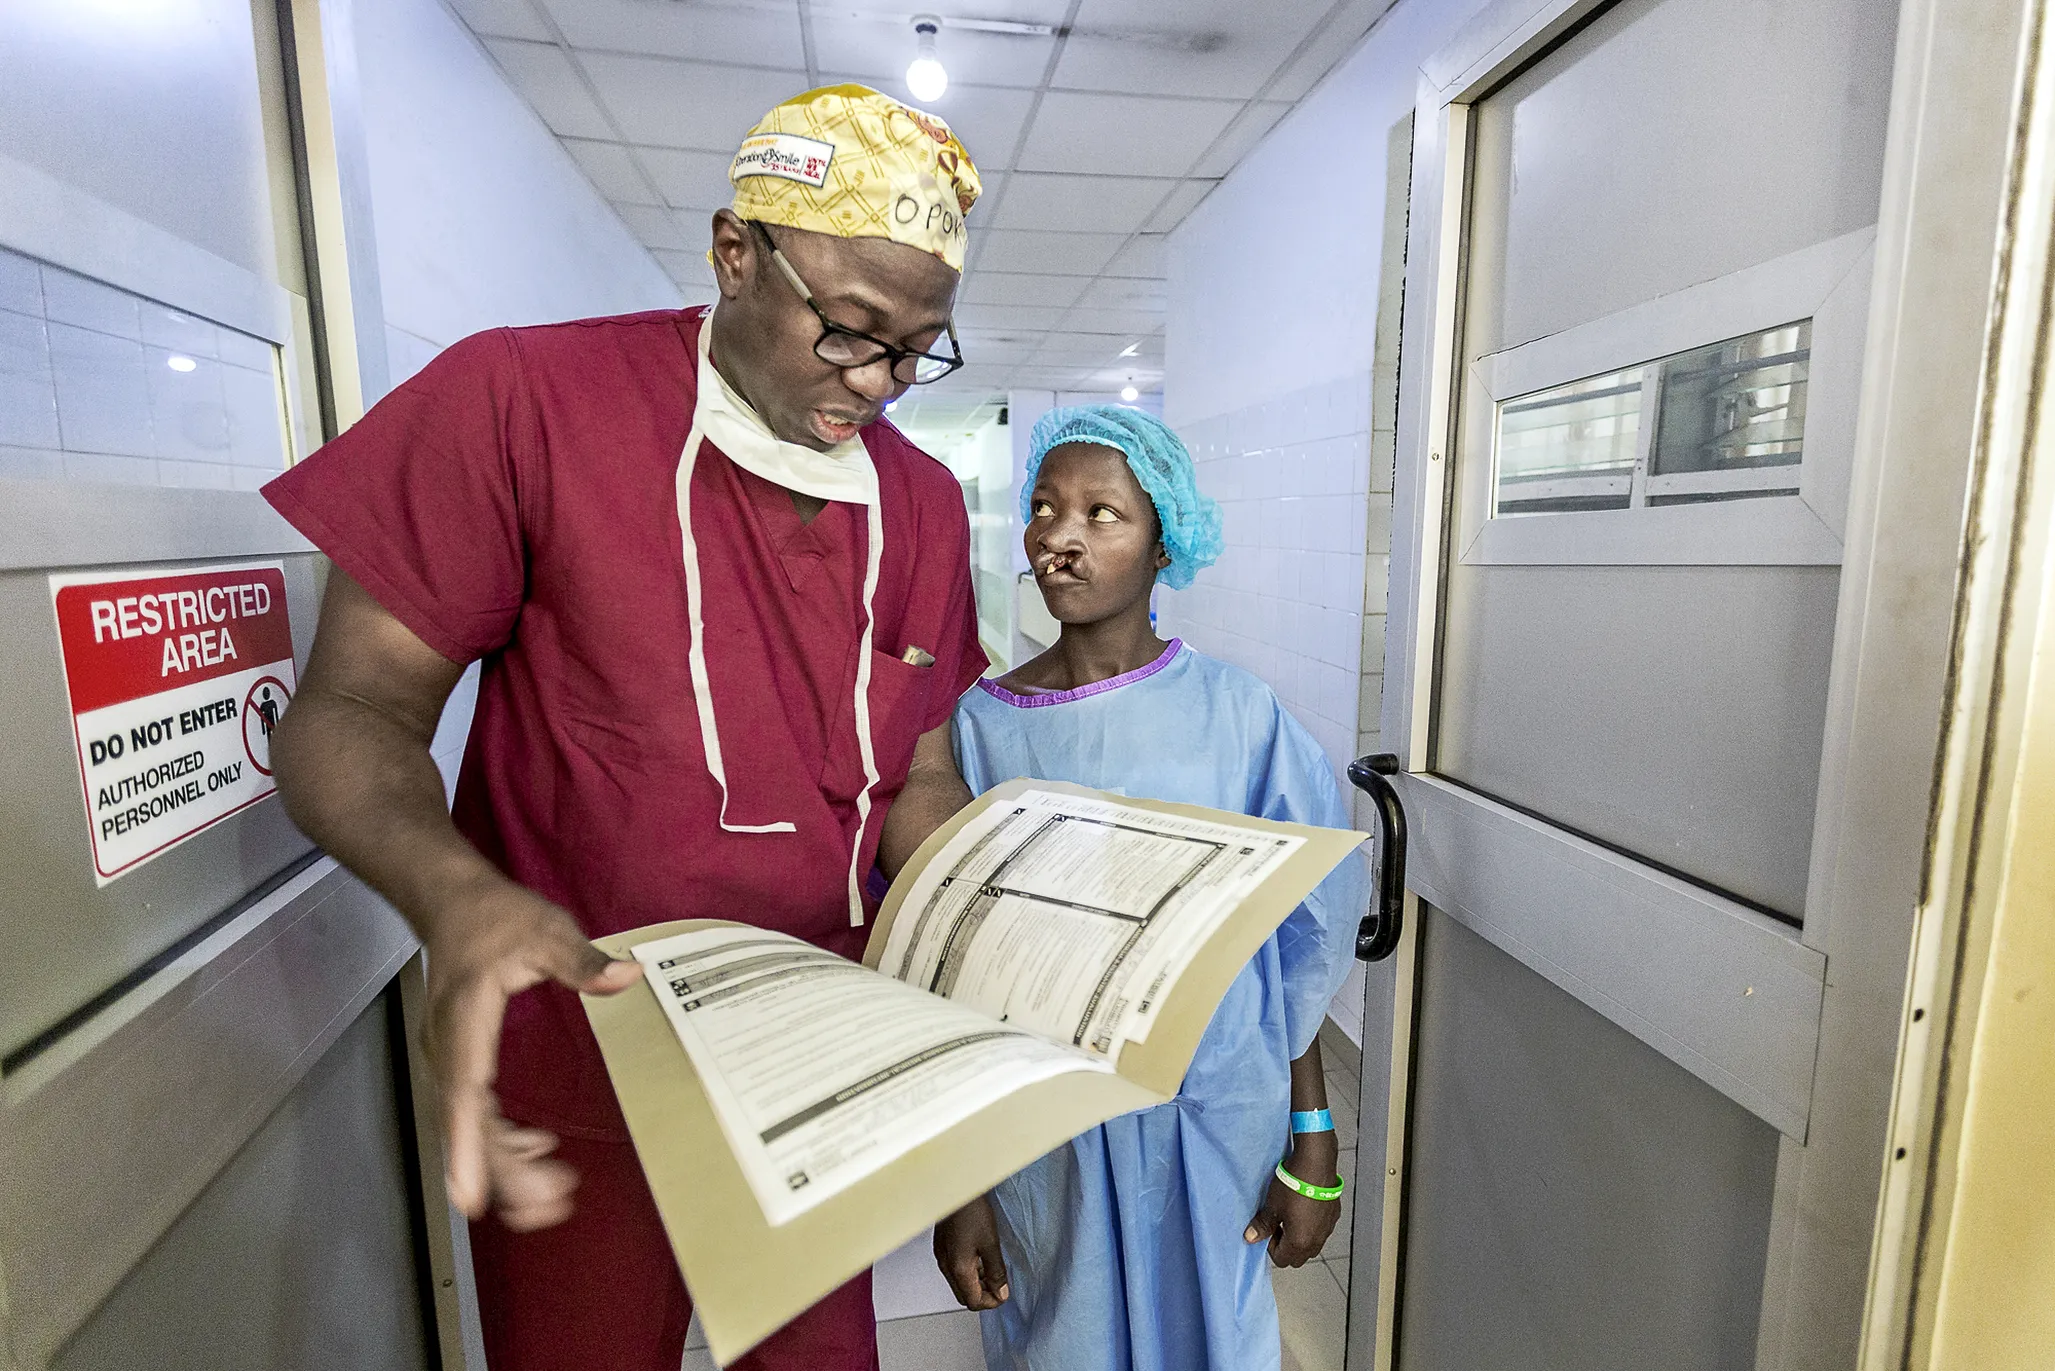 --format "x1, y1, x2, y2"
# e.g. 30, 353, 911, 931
731, 133, 836, 188
49, 562, 298, 885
